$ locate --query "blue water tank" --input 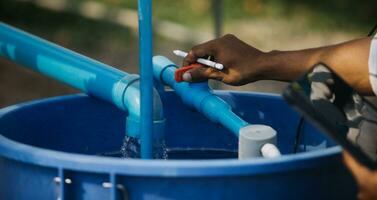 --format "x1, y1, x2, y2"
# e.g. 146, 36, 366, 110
0, 91, 356, 200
